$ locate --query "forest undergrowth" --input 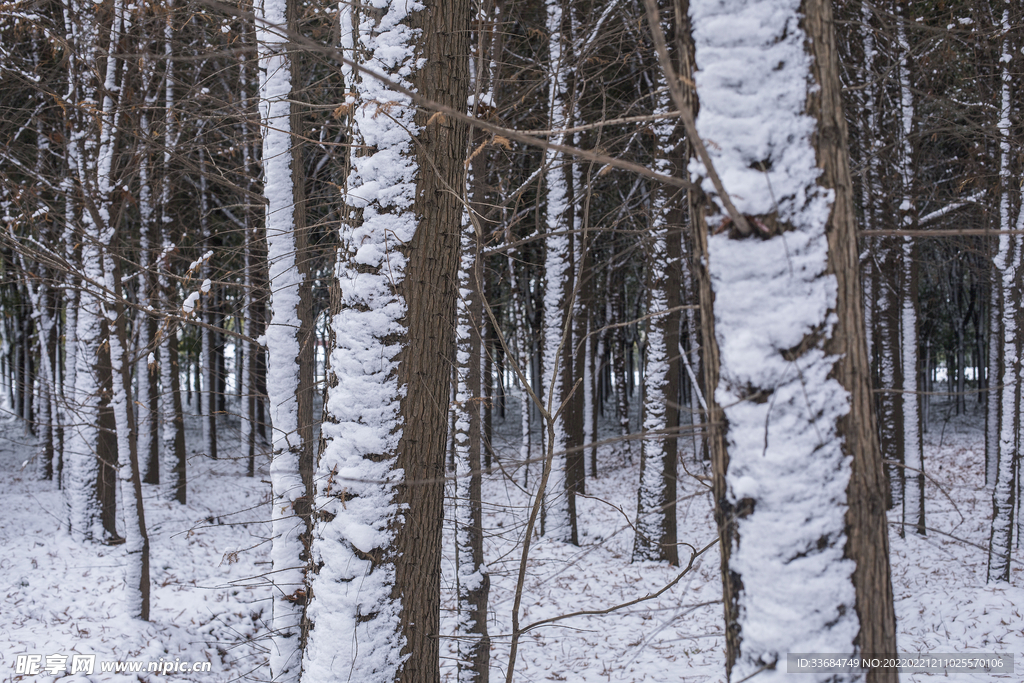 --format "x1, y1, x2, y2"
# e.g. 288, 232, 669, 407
1, 389, 1021, 682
